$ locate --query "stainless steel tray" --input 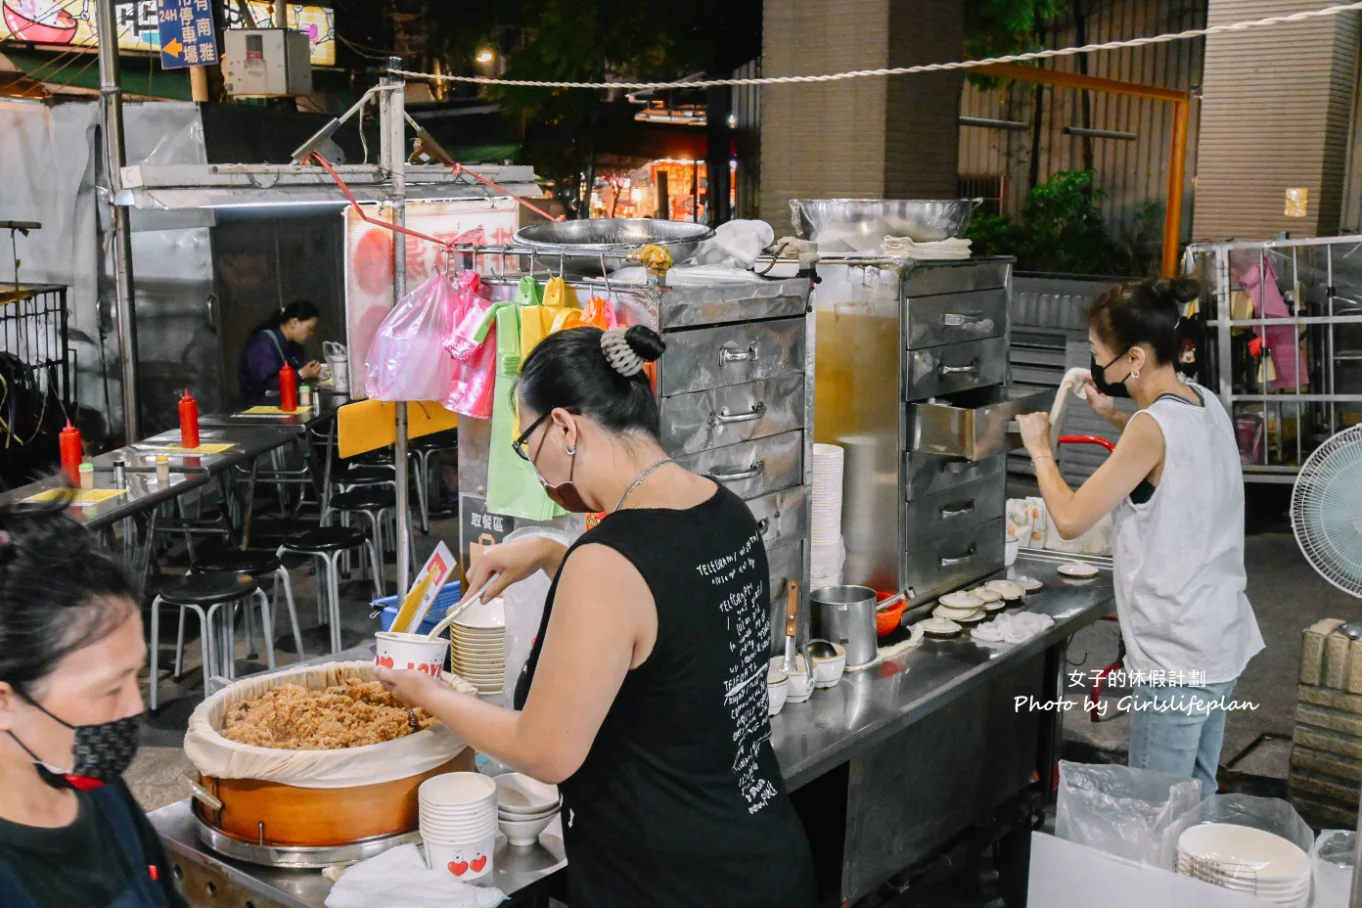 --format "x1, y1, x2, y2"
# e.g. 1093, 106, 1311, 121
909, 386, 1056, 461
192, 812, 420, 870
